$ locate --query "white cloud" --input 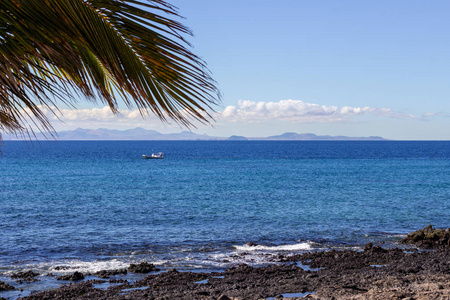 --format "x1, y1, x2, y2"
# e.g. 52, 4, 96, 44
43, 106, 160, 124
422, 112, 448, 118
16, 100, 439, 134
56, 106, 116, 121
218, 99, 417, 123
17, 105, 177, 132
